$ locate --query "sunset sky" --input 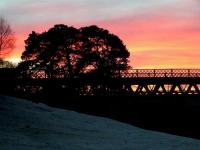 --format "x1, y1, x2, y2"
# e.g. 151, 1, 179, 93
1, 0, 200, 68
